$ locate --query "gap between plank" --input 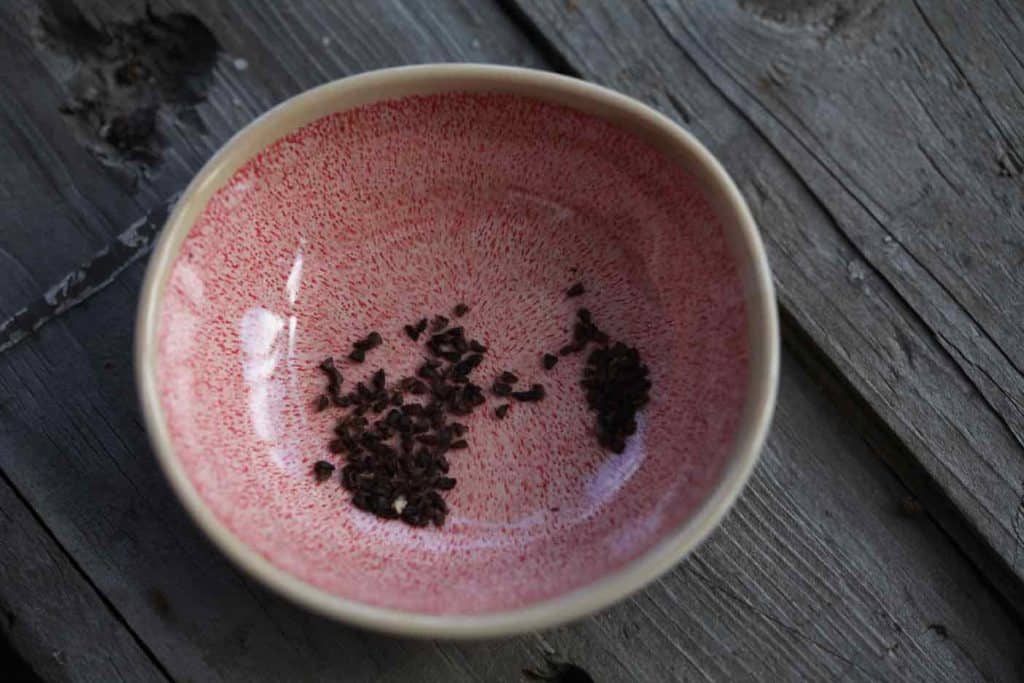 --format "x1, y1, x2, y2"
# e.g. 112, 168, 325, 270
0, 466, 174, 682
